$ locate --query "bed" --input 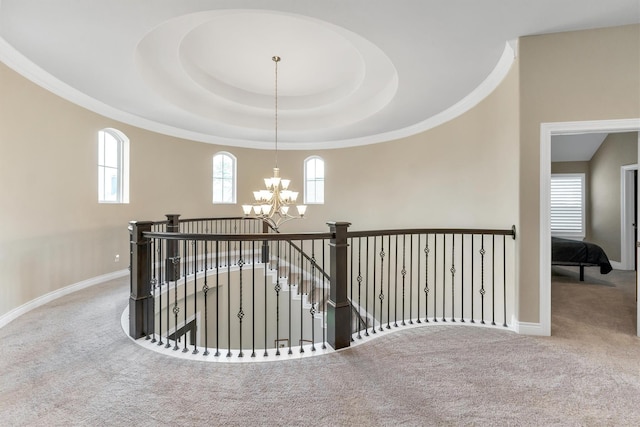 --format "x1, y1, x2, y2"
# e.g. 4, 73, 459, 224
551, 237, 613, 281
